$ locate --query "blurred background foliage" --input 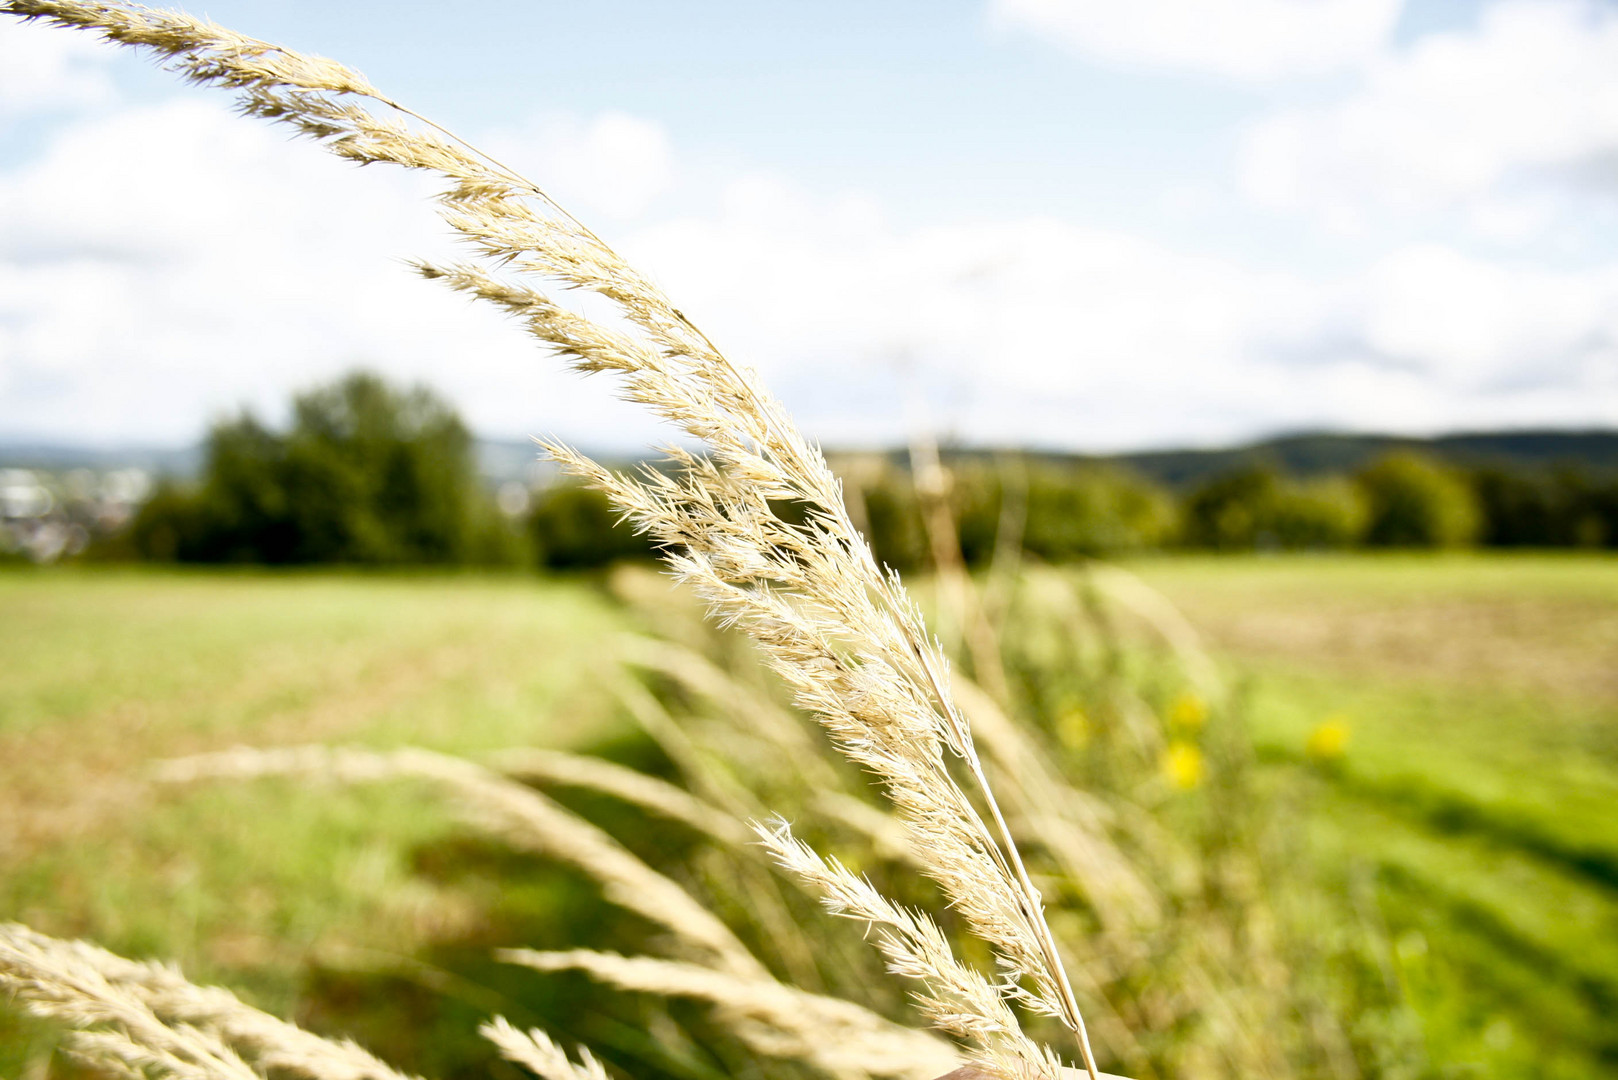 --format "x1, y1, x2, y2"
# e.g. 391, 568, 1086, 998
118, 373, 523, 568
25, 370, 1609, 573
